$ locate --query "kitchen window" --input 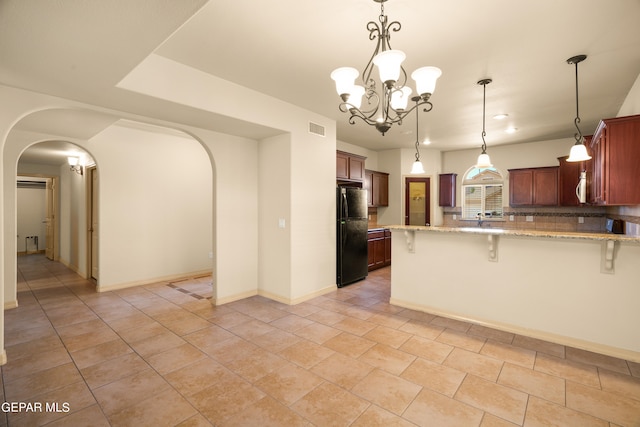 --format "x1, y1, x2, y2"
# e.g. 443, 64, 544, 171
461, 167, 504, 220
